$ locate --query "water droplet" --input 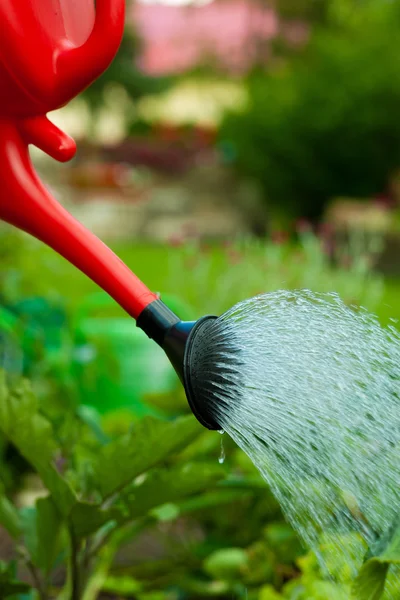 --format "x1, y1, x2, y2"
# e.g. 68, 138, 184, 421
218, 435, 225, 464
